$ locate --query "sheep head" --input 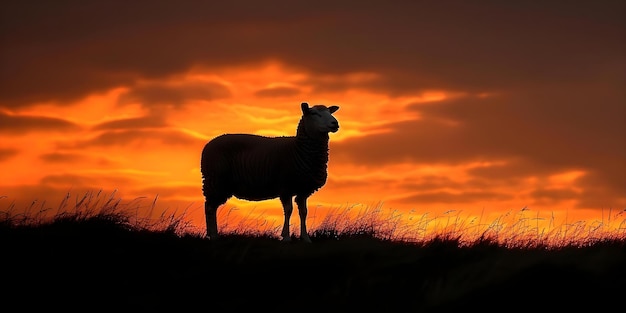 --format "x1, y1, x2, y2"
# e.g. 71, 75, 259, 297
299, 102, 340, 138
